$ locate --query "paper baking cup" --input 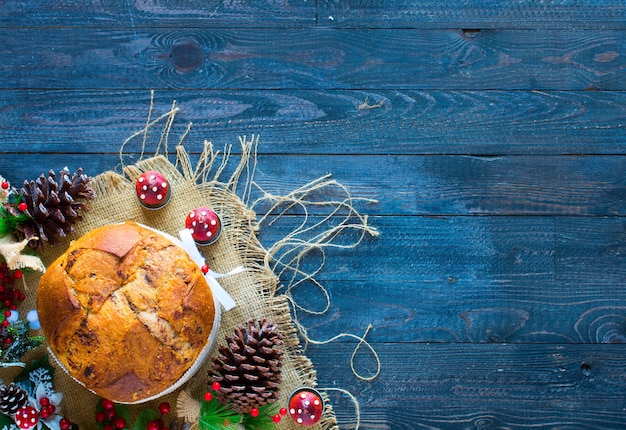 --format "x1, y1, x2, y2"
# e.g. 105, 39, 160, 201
47, 223, 221, 404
